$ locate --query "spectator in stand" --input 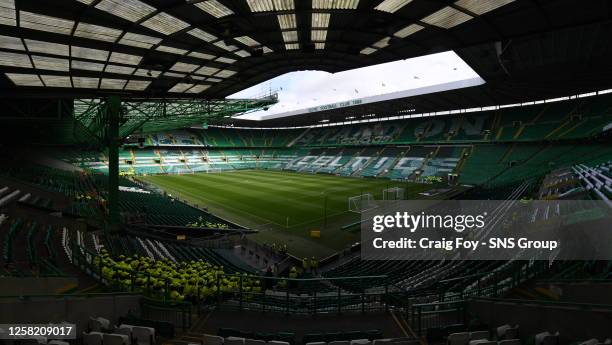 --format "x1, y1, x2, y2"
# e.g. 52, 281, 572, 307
302, 257, 309, 272
311, 256, 318, 274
